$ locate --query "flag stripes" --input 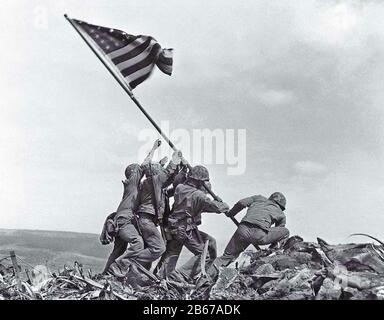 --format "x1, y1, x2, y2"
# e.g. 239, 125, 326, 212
108, 37, 145, 59
120, 43, 161, 78
156, 49, 173, 75
71, 18, 173, 89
